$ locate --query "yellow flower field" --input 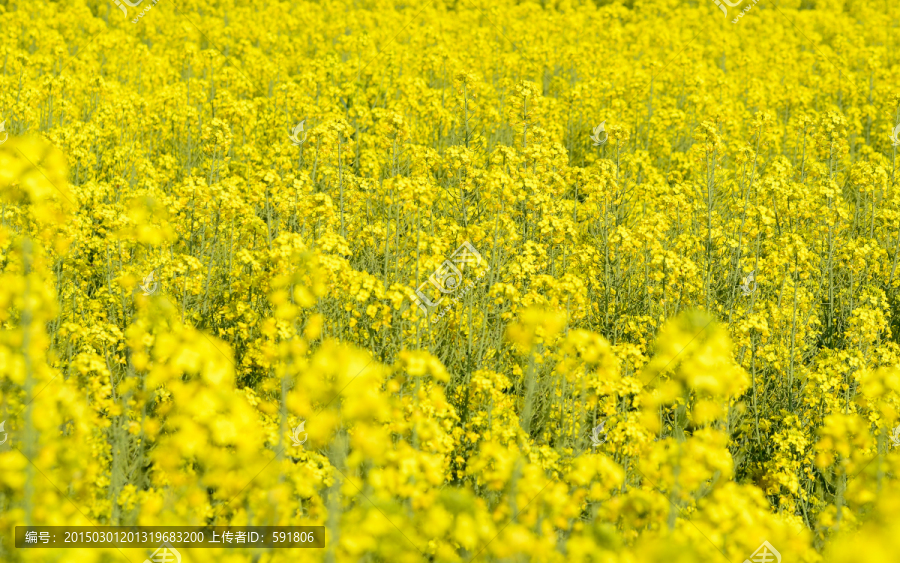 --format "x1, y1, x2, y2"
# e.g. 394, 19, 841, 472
1, 0, 900, 561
